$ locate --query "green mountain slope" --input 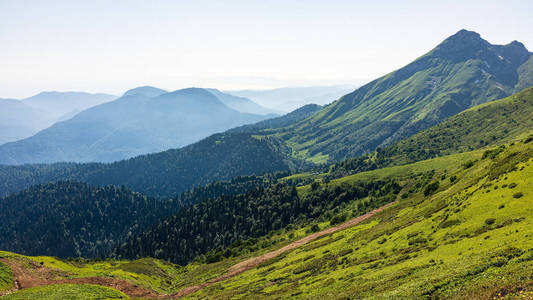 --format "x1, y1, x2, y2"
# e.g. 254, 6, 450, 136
330, 86, 533, 177
187, 136, 533, 299
271, 30, 533, 161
